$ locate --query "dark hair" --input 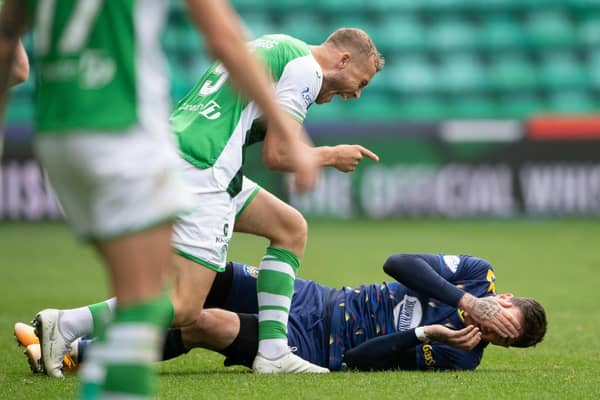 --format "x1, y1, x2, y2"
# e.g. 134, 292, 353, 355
510, 297, 547, 348
324, 28, 385, 72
